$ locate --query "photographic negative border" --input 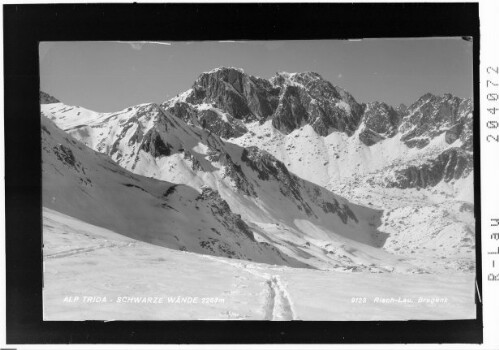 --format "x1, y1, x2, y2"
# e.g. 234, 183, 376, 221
4, 2, 482, 344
